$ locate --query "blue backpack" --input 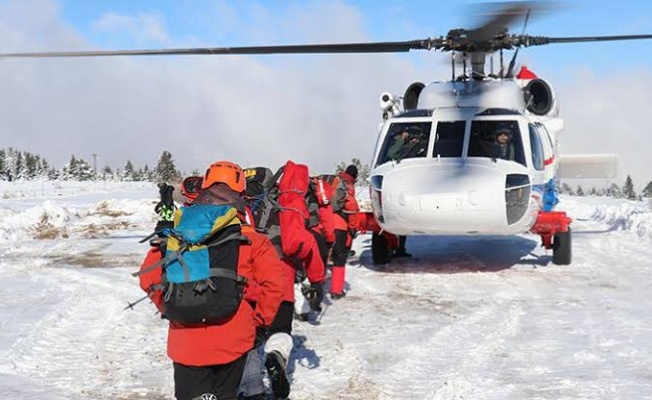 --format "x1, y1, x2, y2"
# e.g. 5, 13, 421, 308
137, 204, 249, 325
